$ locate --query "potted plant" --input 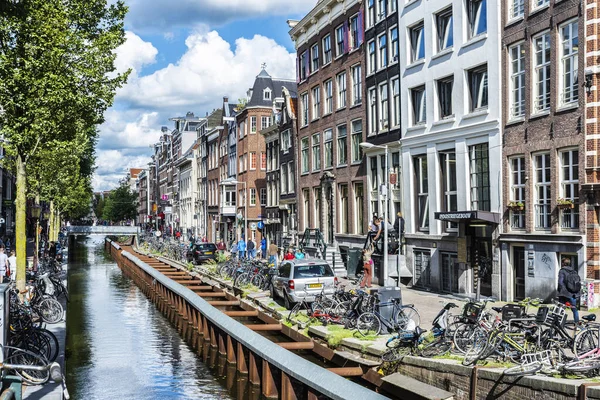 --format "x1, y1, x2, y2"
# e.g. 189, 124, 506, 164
557, 198, 575, 209
507, 201, 524, 211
